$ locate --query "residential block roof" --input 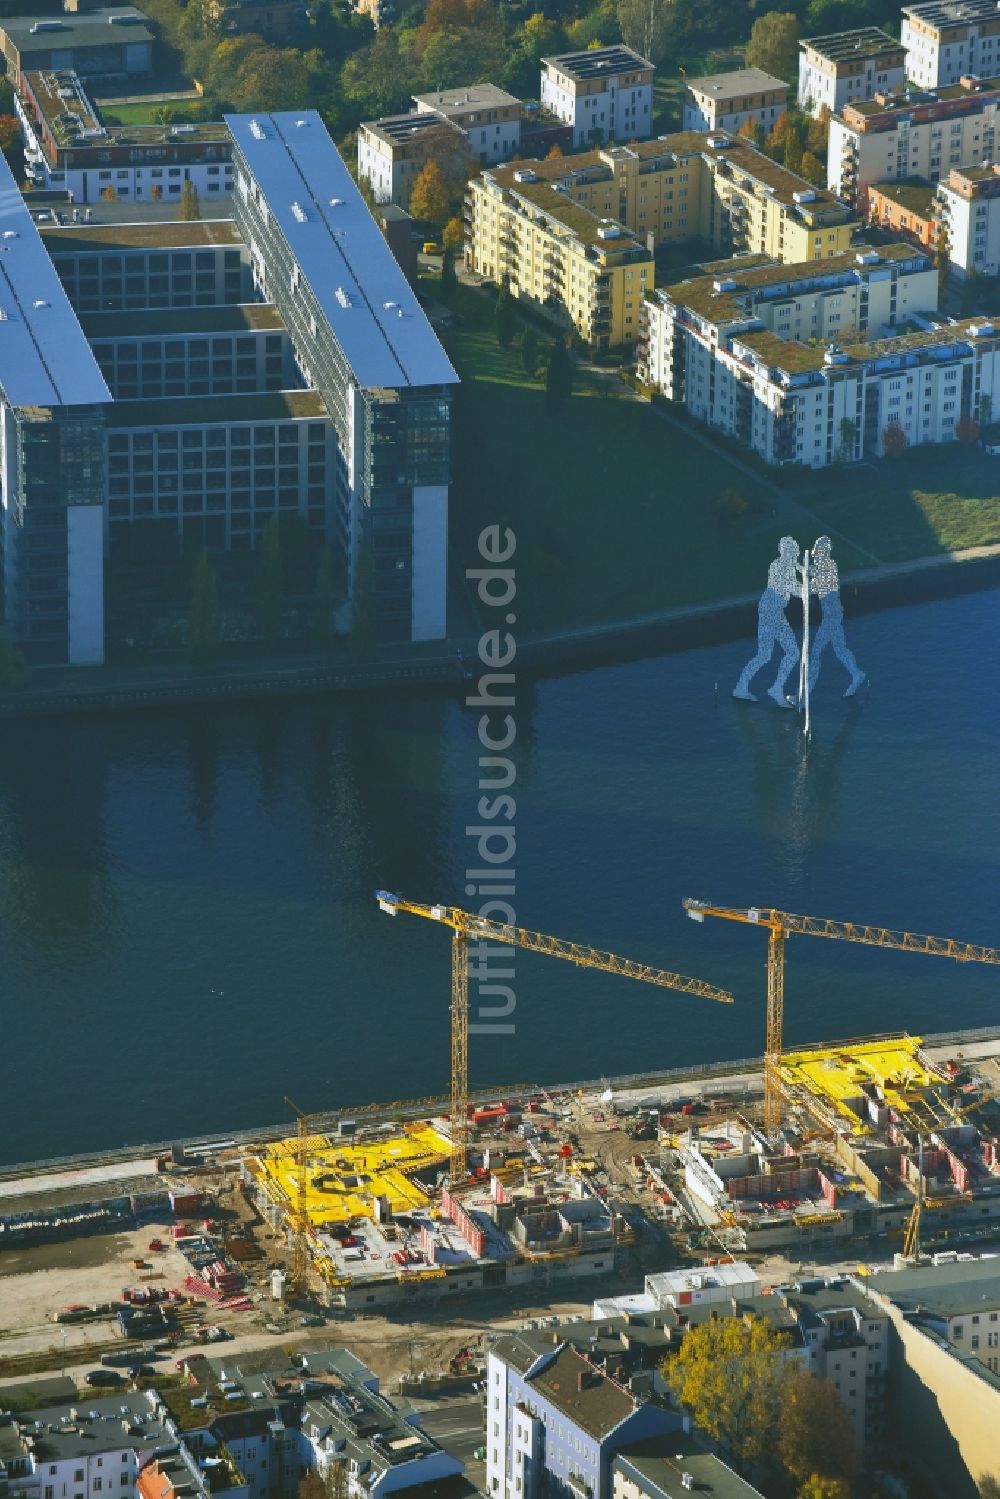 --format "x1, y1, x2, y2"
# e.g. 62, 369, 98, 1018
543, 46, 652, 83
902, 0, 1000, 25
614, 1434, 765, 1499
863, 1256, 1000, 1317
685, 68, 789, 100
80, 304, 284, 339
1, 9, 154, 55
412, 84, 520, 117
869, 178, 938, 218
106, 389, 326, 426
527, 1342, 638, 1438
41, 220, 241, 253
227, 110, 457, 391
800, 27, 905, 63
